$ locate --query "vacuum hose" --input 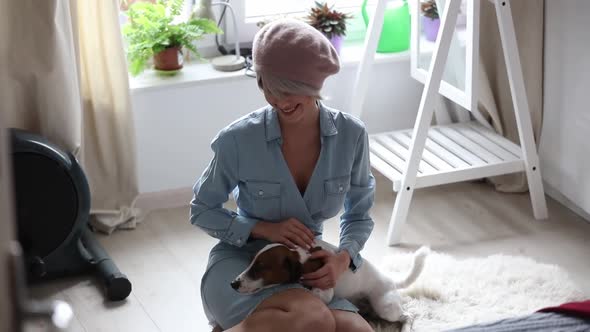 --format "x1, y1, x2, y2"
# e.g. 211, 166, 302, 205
80, 227, 132, 301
